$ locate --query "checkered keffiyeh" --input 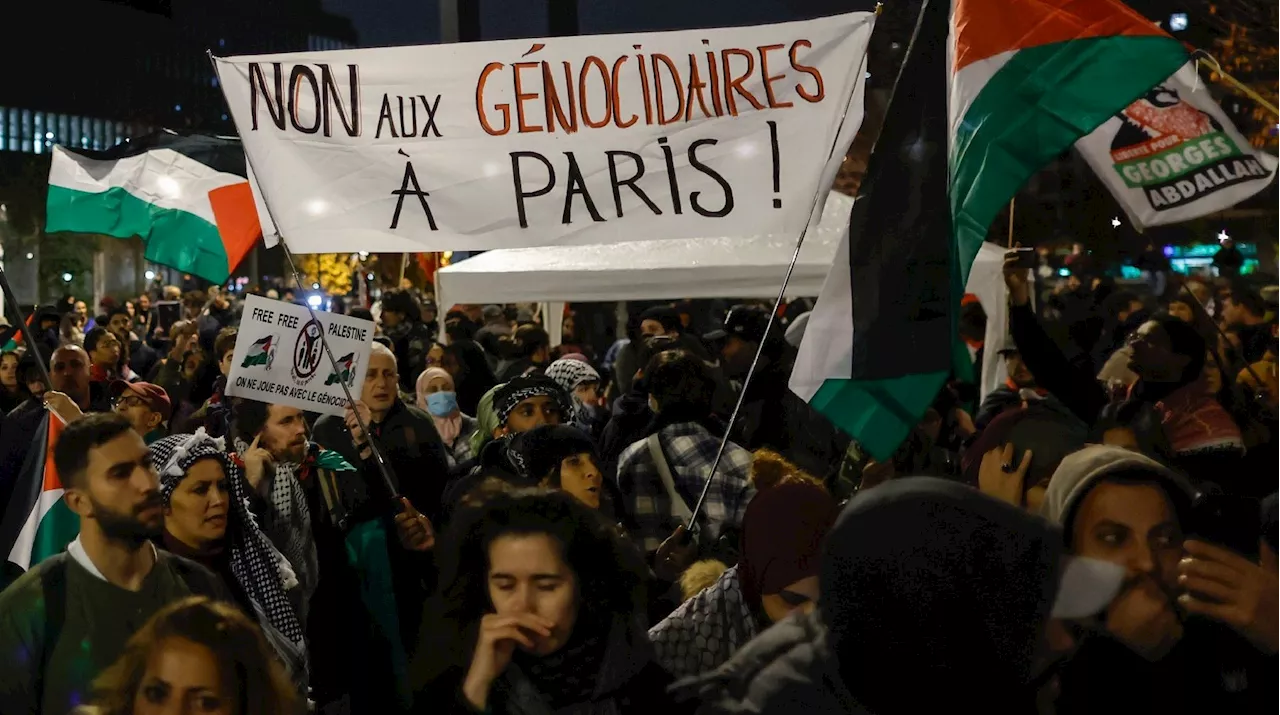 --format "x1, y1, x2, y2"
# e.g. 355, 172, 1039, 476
614, 422, 756, 553
493, 375, 574, 426
648, 565, 758, 678
150, 430, 309, 683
